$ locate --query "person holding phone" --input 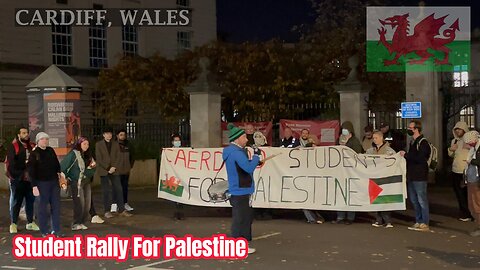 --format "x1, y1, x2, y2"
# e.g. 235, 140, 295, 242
60, 137, 97, 231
